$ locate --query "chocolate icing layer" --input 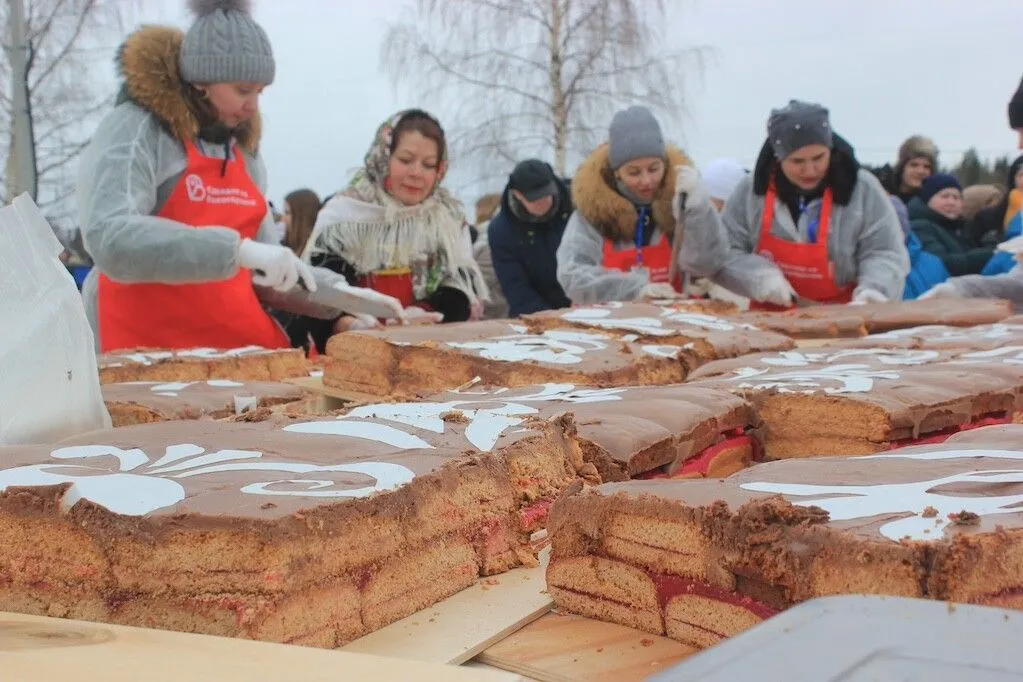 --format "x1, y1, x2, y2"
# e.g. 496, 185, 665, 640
827, 323, 1023, 351
102, 380, 305, 423
324, 321, 691, 397
687, 349, 1023, 452
592, 424, 1023, 542
523, 302, 793, 360
0, 407, 569, 524
414, 382, 758, 478
735, 298, 1013, 339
